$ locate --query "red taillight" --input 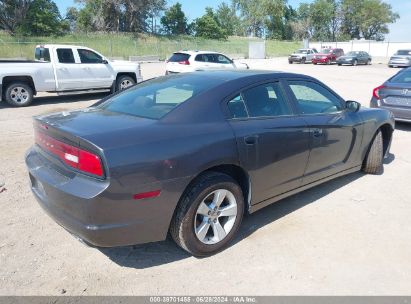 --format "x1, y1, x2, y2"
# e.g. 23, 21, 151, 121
35, 130, 103, 177
373, 85, 385, 99
178, 60, 190, 65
